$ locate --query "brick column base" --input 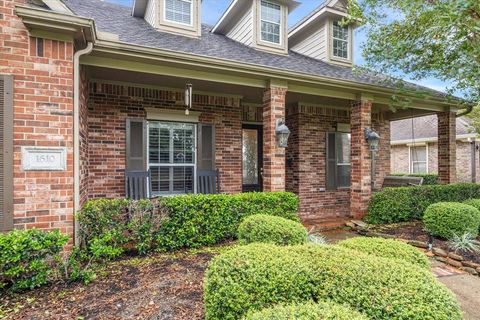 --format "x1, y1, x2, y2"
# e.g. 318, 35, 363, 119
263, 85, 287, 192
350, 100, 373, 218
438, 111, 457, 184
